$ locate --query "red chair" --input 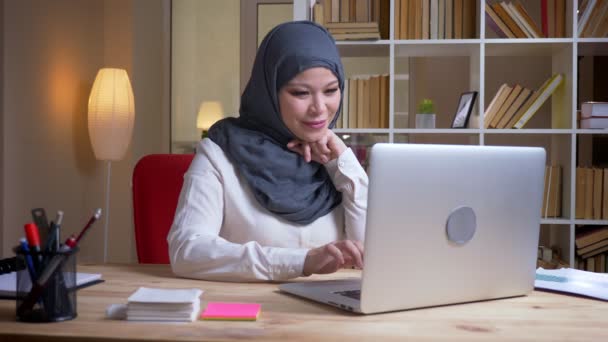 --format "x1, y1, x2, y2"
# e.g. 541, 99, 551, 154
132, 154, 194, 264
